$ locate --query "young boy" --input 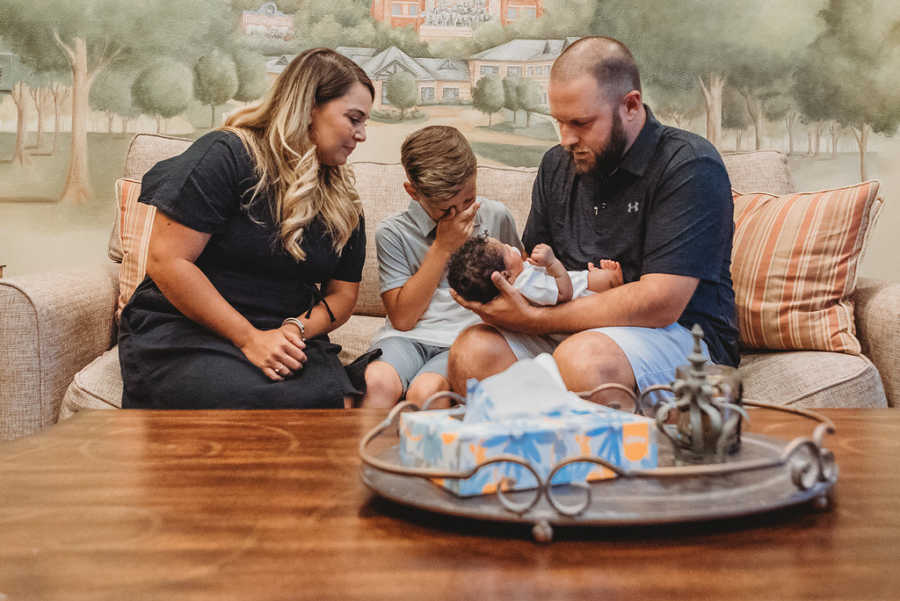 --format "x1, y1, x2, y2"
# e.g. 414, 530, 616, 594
448, 233, 622, 306
361, 127, 522, 408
